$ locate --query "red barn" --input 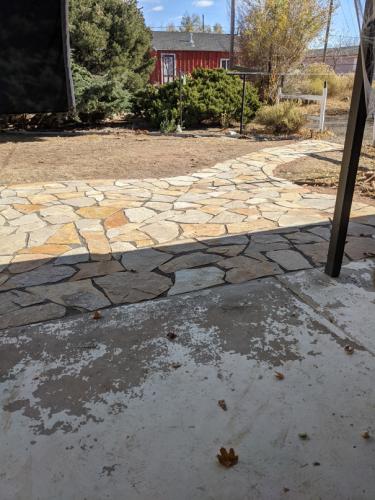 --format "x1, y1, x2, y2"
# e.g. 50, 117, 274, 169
150, 31, 233, 85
